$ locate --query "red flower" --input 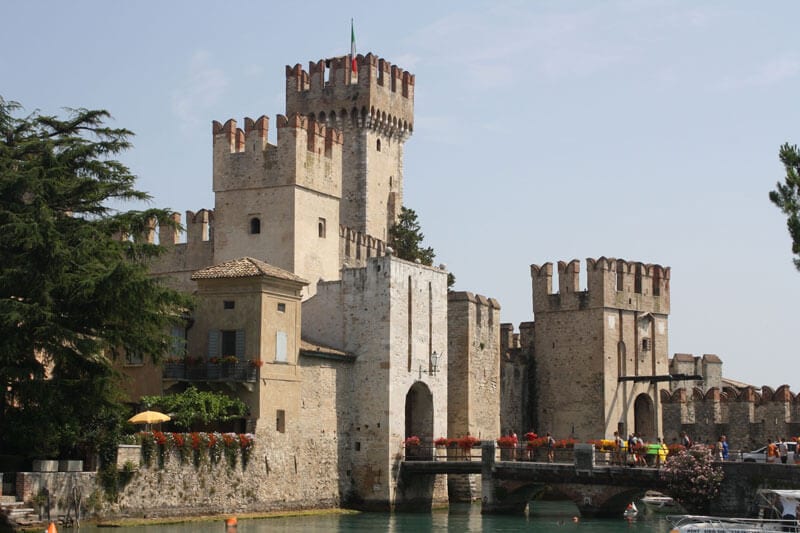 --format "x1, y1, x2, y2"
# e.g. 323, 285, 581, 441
153, 431, 167, 446
404, 436, 421, 447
